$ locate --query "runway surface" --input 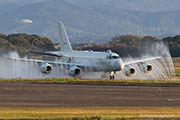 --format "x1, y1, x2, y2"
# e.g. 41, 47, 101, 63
0, 82, 180, 107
